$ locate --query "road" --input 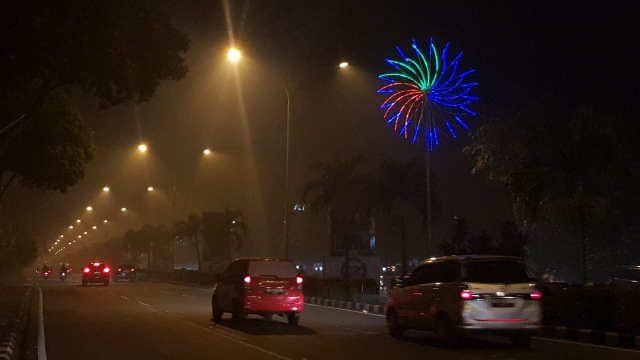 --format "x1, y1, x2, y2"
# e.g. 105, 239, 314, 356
37, 276, 639, 360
